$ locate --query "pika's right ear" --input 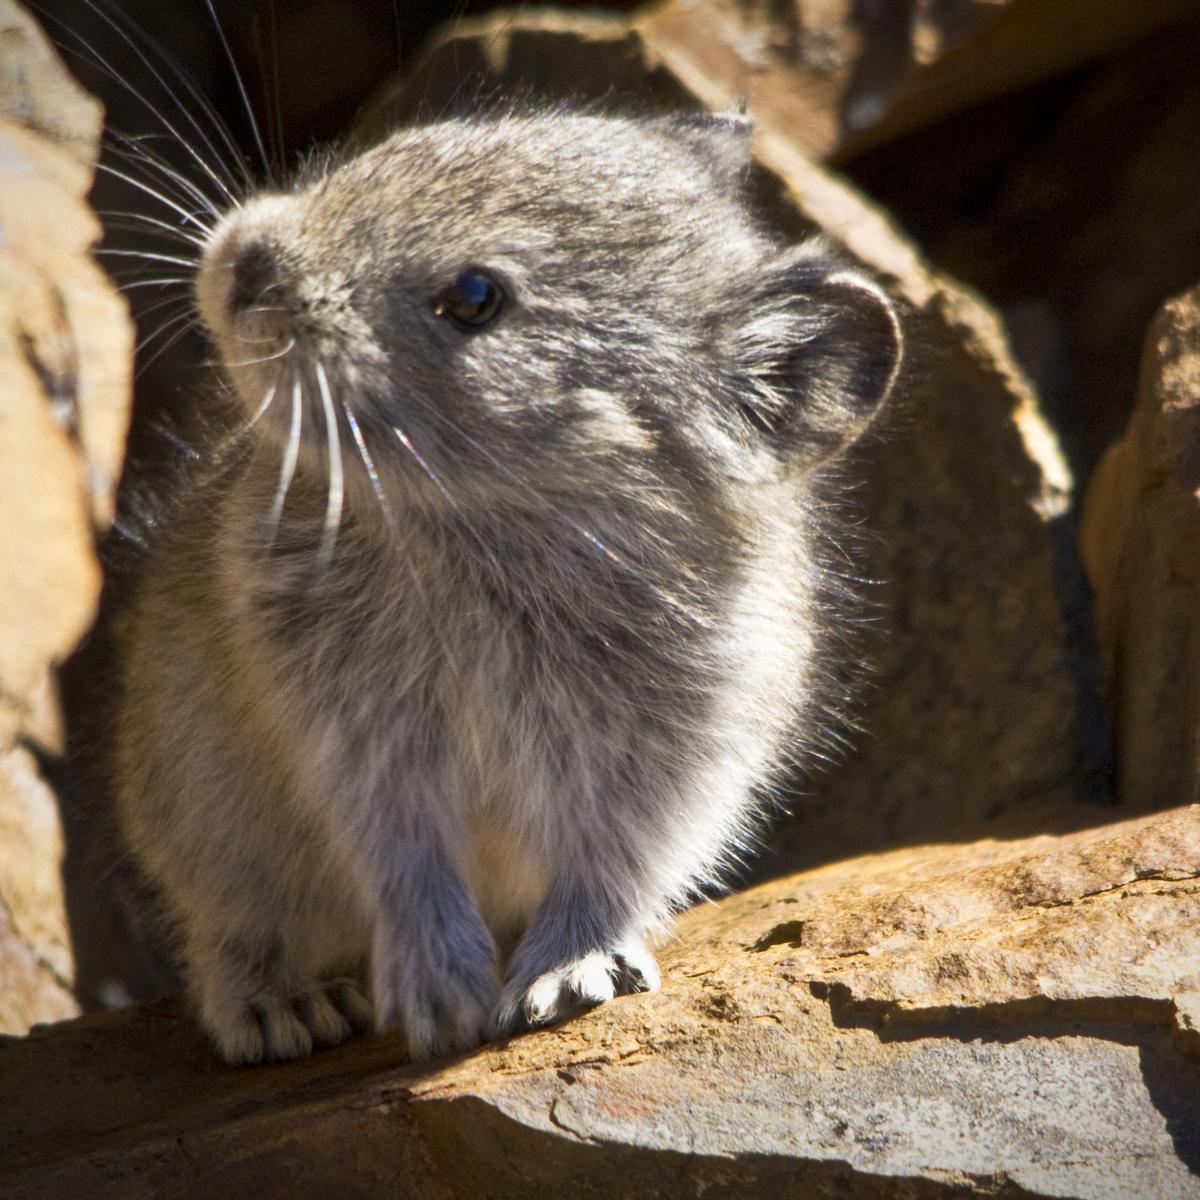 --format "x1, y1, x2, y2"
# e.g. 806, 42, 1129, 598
729, 246, 904, 469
